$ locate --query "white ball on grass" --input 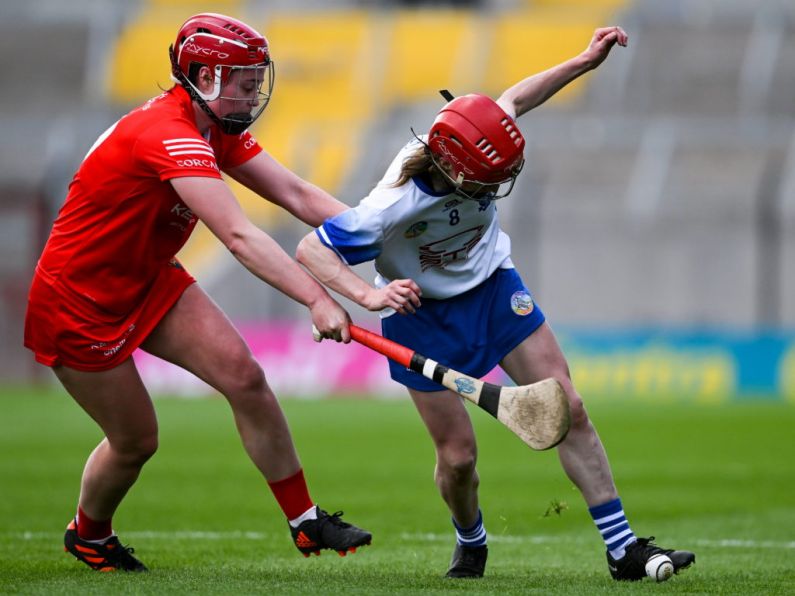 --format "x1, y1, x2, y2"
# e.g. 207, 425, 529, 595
645, 553, 674, 582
